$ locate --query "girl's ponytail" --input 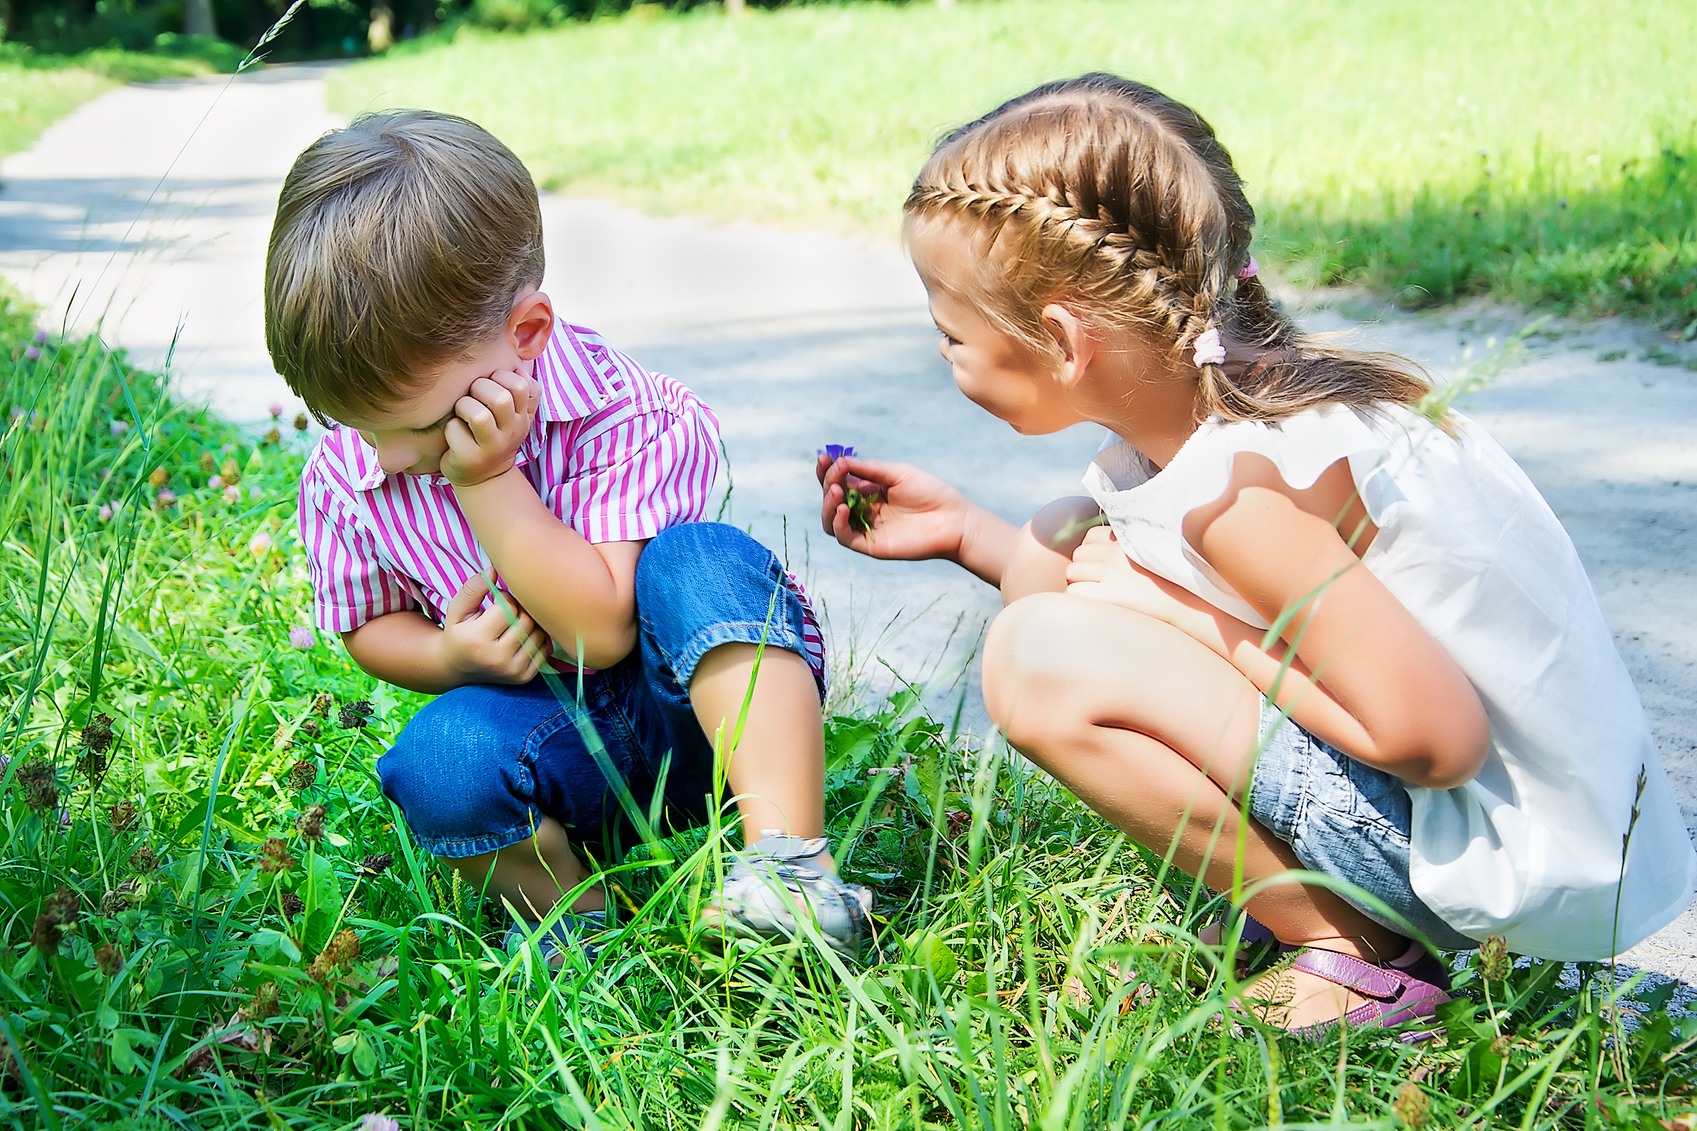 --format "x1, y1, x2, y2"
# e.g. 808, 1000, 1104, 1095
905, 74, 1433, 424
